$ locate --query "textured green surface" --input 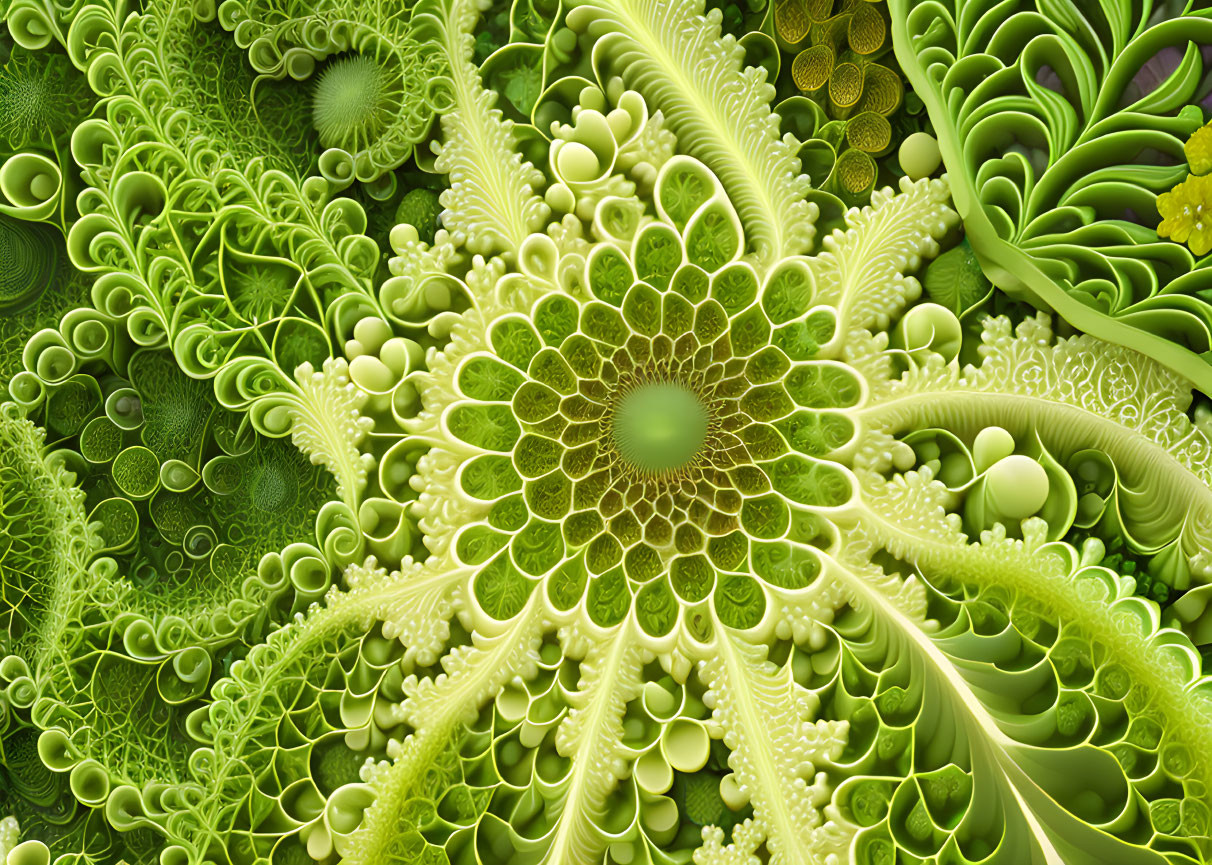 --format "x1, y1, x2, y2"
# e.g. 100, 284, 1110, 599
0, 0, 1211, 864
